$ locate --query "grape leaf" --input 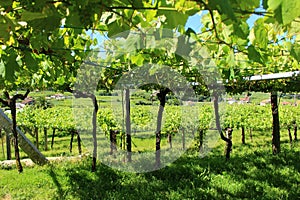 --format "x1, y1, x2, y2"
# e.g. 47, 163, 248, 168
107, 19, 130, 38
158, 10, 188, 29
248, 45, 263, 64
263, 0, 269, 9
56, 76, 65, 85
0, 24, 10, 42
253, 19, 268, 49
21, 10, 47, 21
24, 52, 38, 72
131, 54, 144, 66
233, 21, 249, 39
281, 0, 300, 25
209, 0, 236, 21
65, 12, 82, 27
291, 44, 300, 62
4, 54, 19, 82
238, 0, 260, 10
28, 14, 60, 31
267, 0, 282, 11
0, 0, 11, 6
